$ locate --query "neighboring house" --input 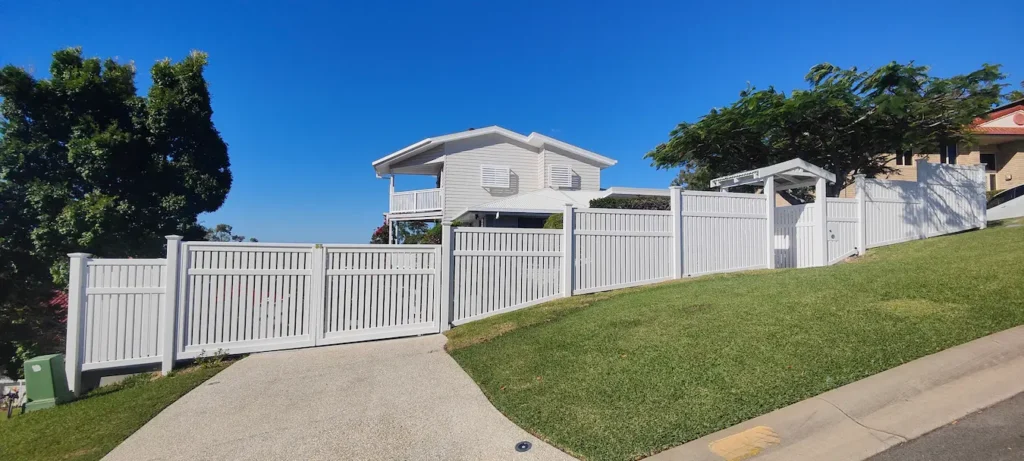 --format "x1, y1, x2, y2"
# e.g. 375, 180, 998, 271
372, 126, 664, 232
840, 99, 1024, 197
